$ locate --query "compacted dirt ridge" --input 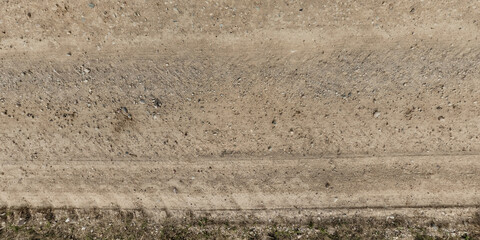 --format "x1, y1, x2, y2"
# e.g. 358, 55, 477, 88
1, 0, 480, 238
